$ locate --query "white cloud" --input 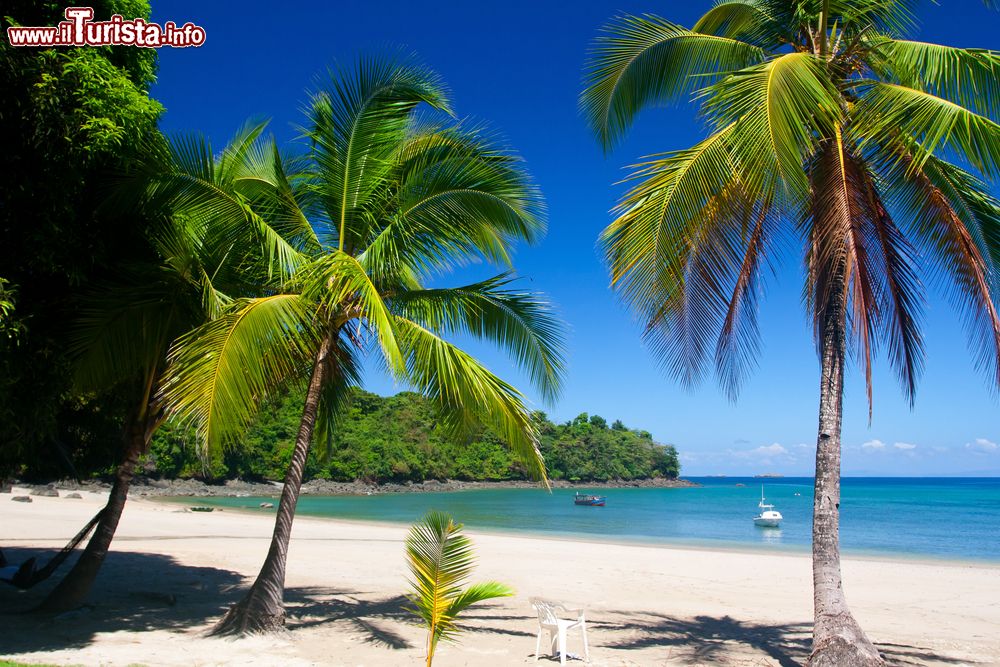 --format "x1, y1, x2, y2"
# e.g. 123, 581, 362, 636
861, 439, 886, 451
893, 442, 917, 451
732, 443, 788, 460
966, 438, 998, 453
